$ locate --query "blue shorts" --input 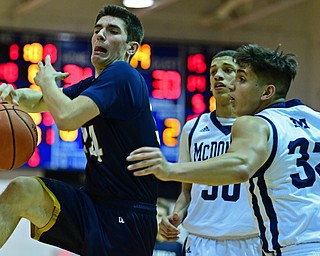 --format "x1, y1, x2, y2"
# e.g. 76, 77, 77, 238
31, 177, 157, 256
